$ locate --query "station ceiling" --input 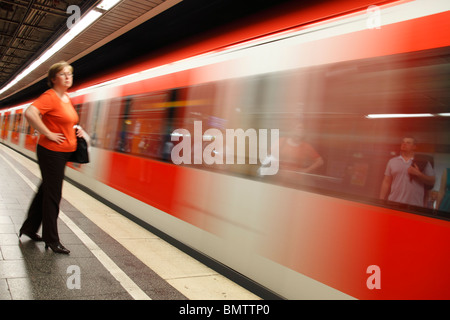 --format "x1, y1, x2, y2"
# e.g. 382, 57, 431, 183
0, 0, 183, 102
